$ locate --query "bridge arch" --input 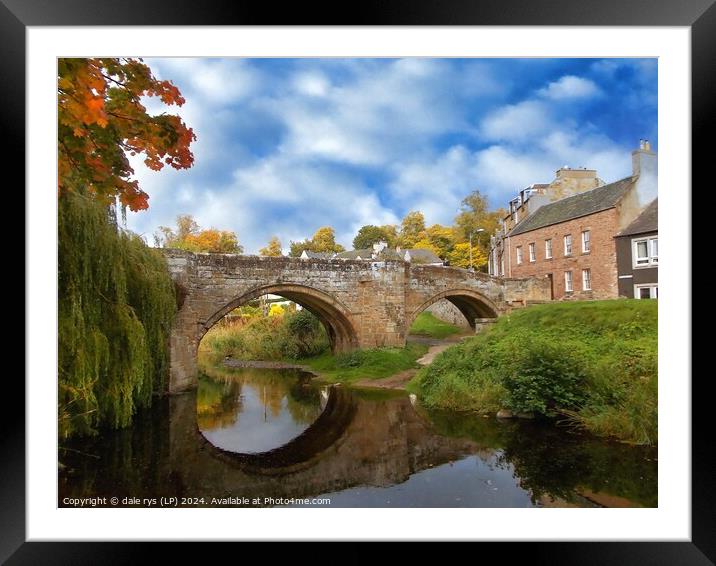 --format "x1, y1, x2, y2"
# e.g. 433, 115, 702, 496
200, 283, 359, 354
408, 288, 499, 331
